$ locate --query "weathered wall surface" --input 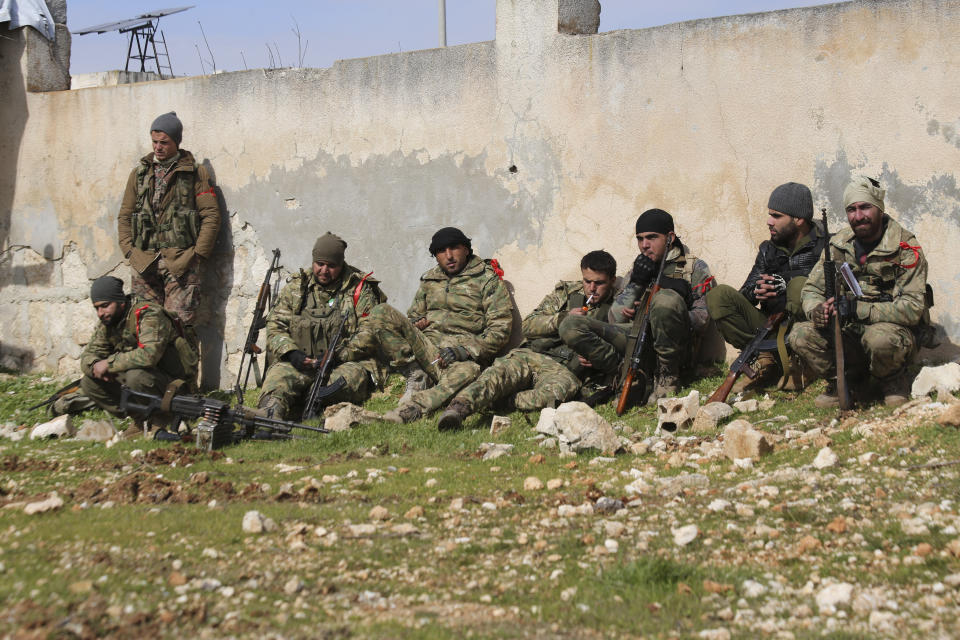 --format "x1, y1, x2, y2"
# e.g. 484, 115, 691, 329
2, 0, 959, 383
